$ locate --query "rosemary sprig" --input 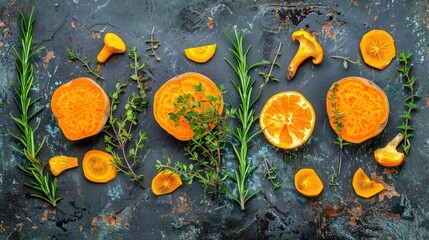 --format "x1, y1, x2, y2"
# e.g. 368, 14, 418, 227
104, 47, 149, 188
144, 27, 161, 61
224, 25, 271, 210
262, 154, 281, 190
68, 49, 105, 80
397, 52, 418, 154
327, 83, 349, 176
331, 55, 361, 69
156, 84, 235, 199
9, 7, 61, 207
259, 42, 282, 89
